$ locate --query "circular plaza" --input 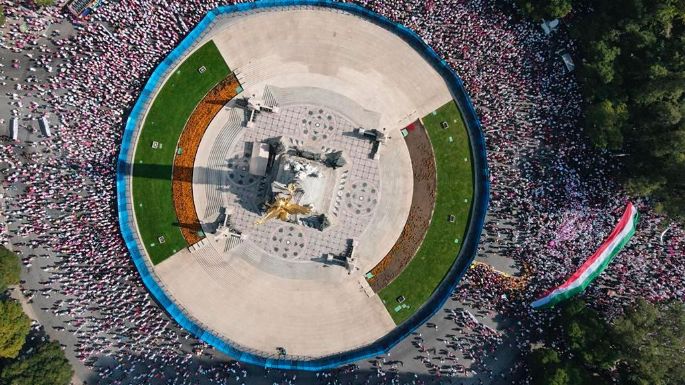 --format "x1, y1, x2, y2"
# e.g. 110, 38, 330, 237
118, 2, 488, 369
